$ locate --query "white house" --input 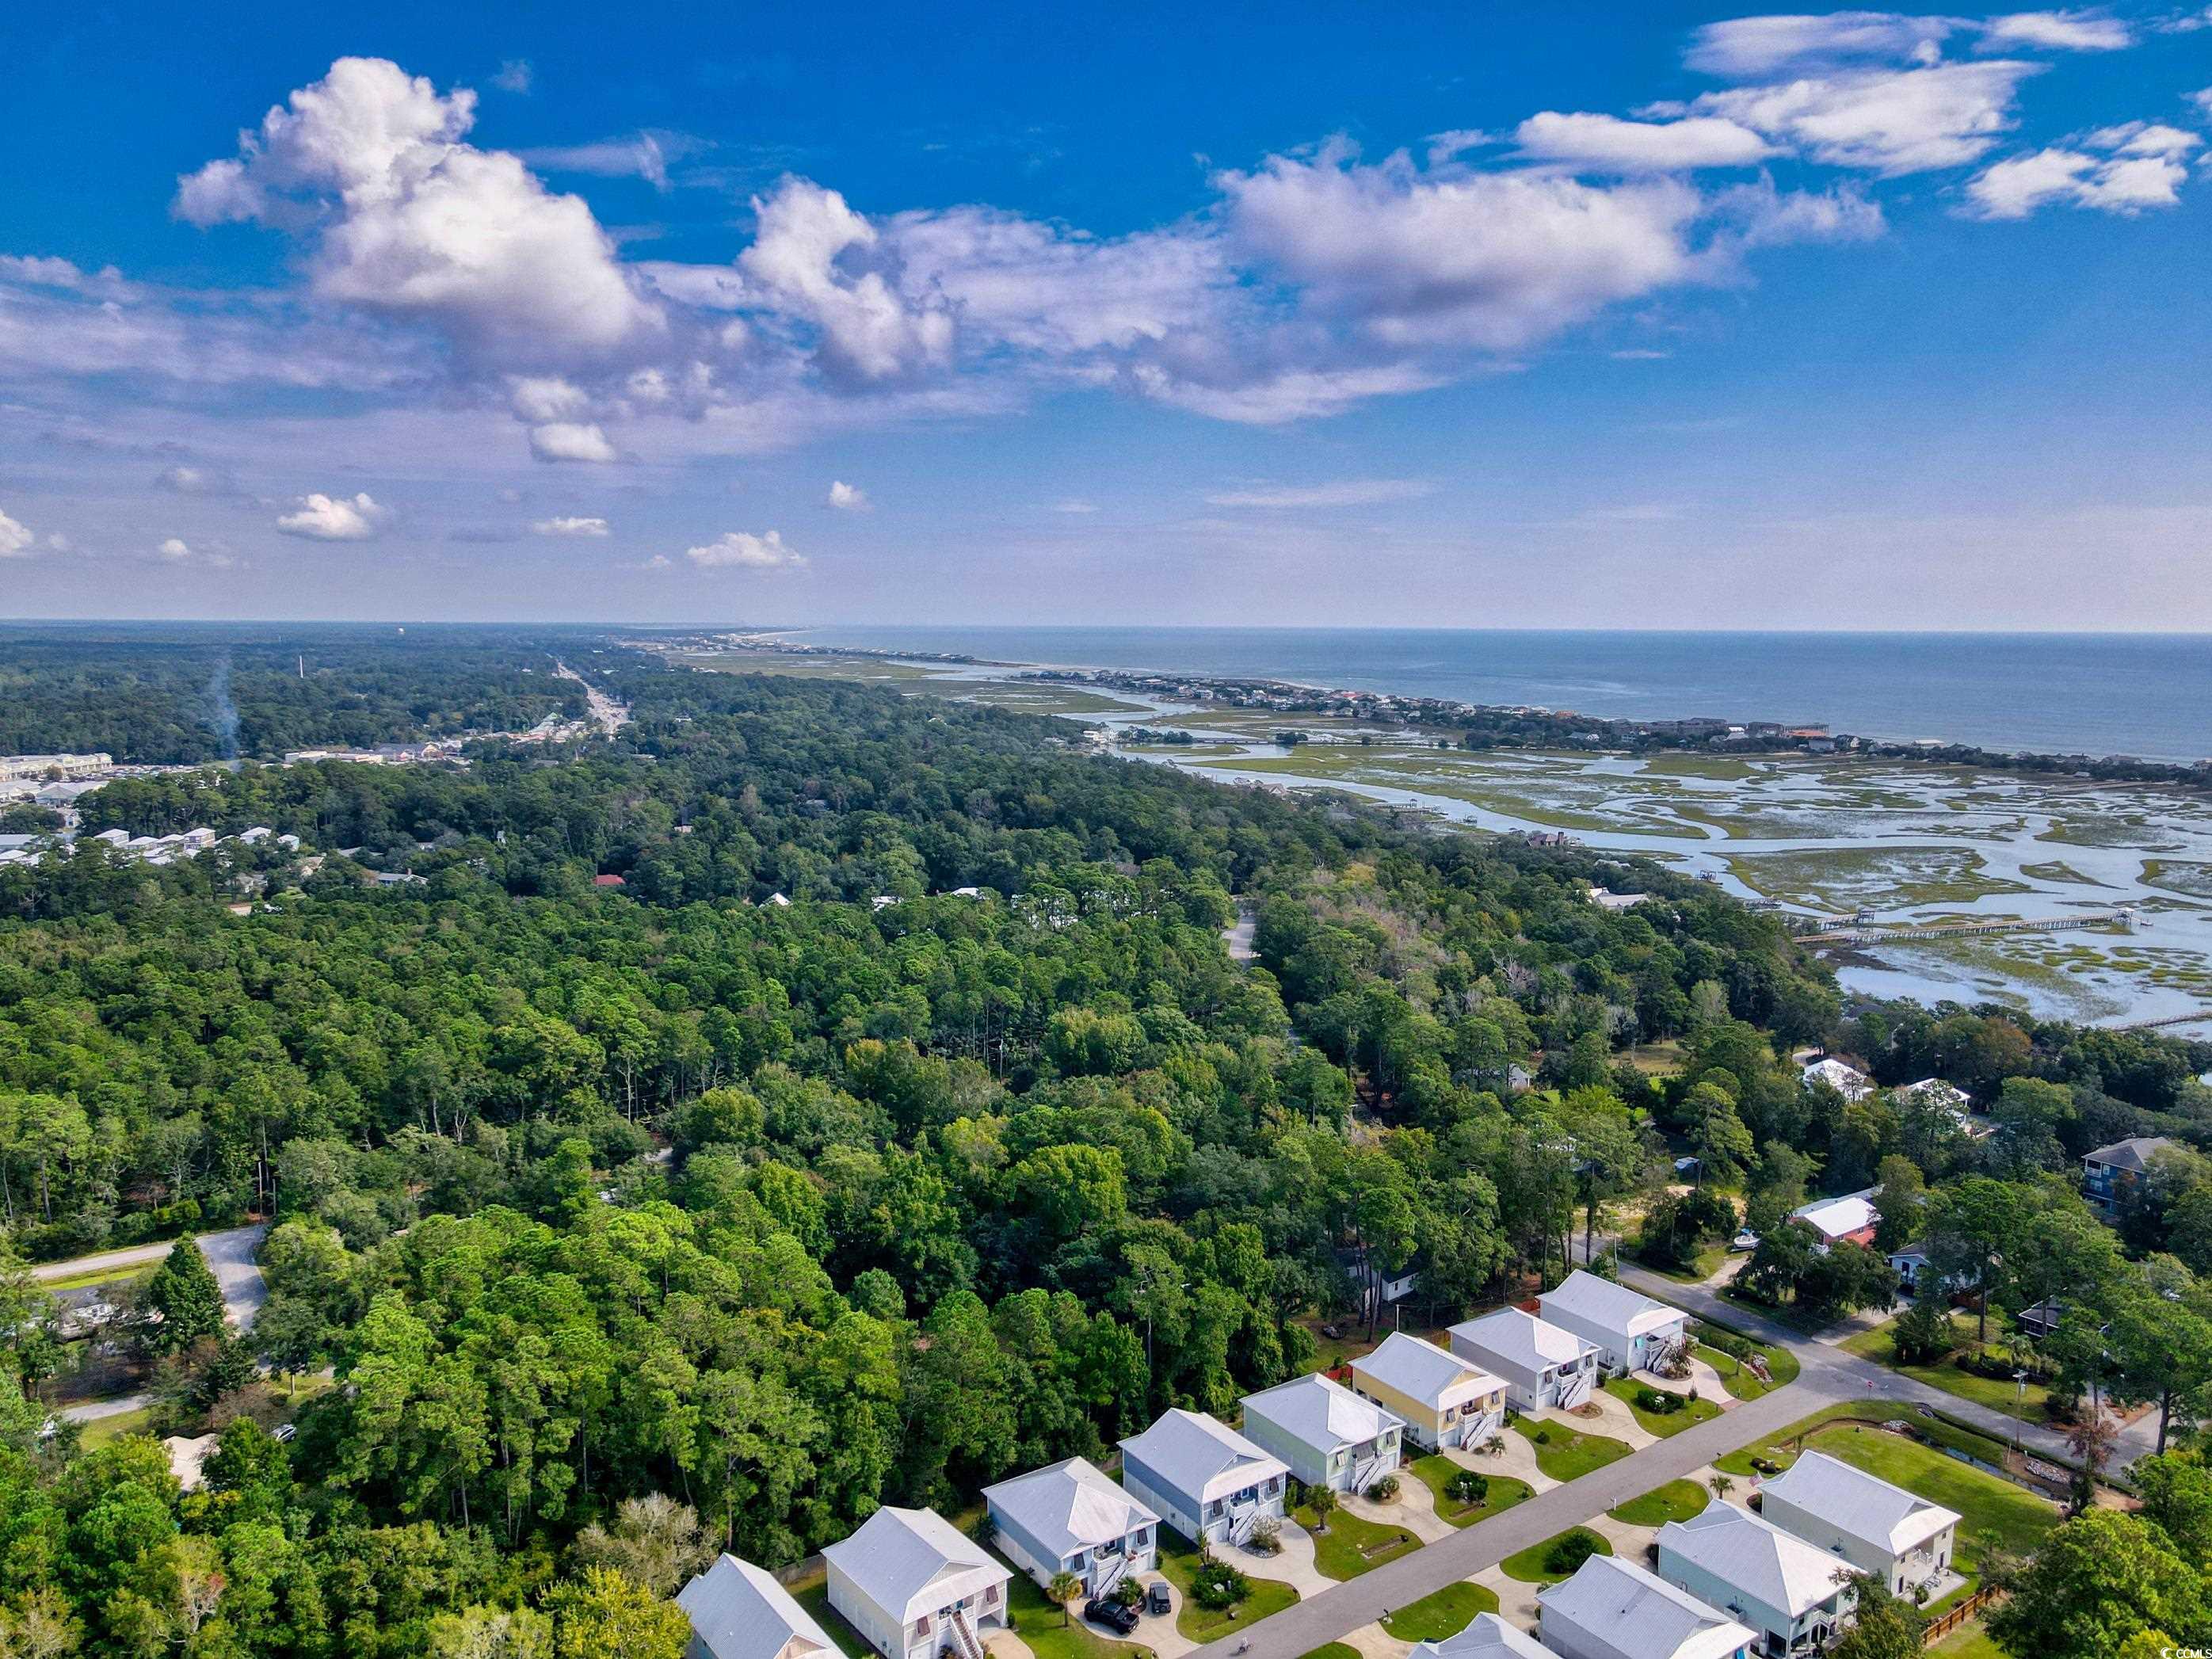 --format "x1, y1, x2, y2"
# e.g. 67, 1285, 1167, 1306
1658, 1505, 1857, 1657
982, 1456, 1158, 1599
1754, 1451, 1961, 1598
1886, 1241, 1936, 1295
1801, 1058, 1874, 1102
1348, 1332, 1507, 1451
679, 1554, 842, 1659
823, 1507, 1011, 1659
1240, 1371, 1405, 1493
1788, 1192, 1879, 1251
1539, 1270, 1689, 1377
1118, 1408, 1287, 1547
1538, 1554, 1756, 1659
1413, 1612, 1550, 1659
1447, 1306, 1600, 1411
